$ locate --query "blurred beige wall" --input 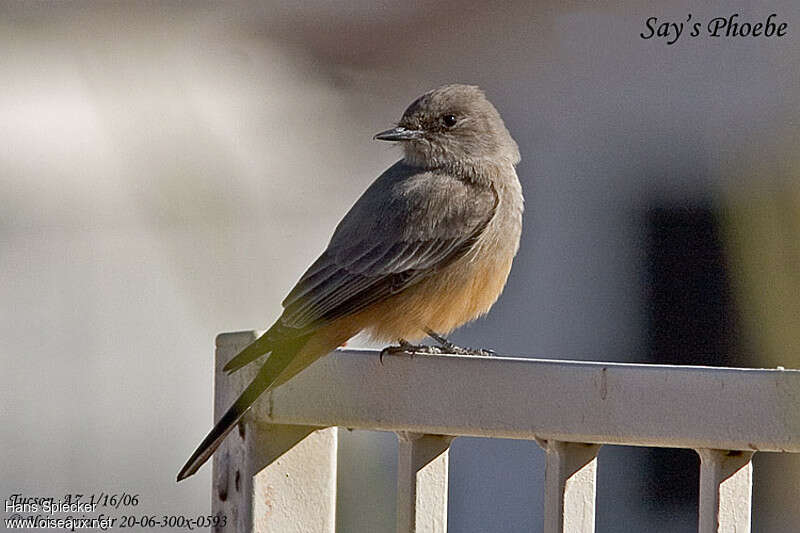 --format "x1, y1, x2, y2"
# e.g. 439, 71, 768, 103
1, 2, 798, 531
